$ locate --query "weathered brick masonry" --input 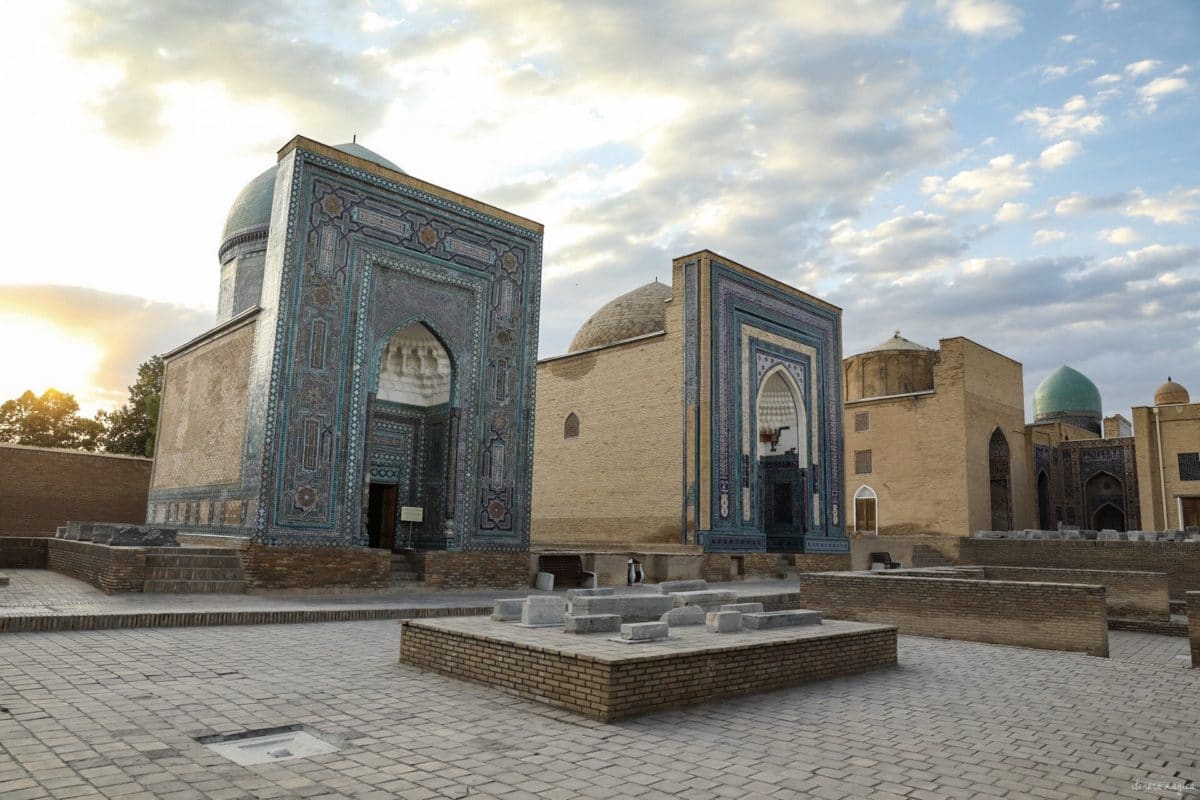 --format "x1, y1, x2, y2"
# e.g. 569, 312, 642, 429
415, 551, 531, 590
1189, 592, 1199, 669
799, 572, 1109, 656
399, 620, 897, 721
46, 540, 147, 594
240, 546, 390, 590
961, 539, 1200, 600
0, 444, 151, 536
982, 566, 1168, 620
0, 536, 48, 568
